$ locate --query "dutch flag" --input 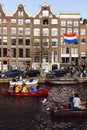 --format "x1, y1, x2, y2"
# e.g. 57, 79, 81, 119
63, 33, 77, 43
